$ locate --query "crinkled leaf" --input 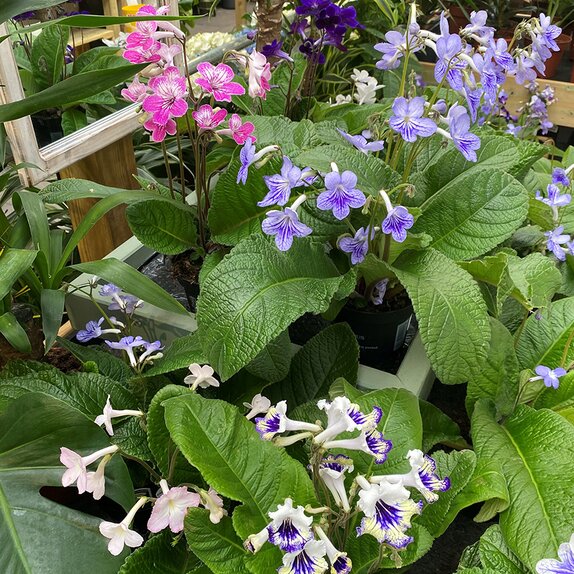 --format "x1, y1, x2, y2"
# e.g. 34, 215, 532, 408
245, 330, 293, 384
144, 333, 206, 378
533, 371, 574, 424
478, 525, 529, 574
